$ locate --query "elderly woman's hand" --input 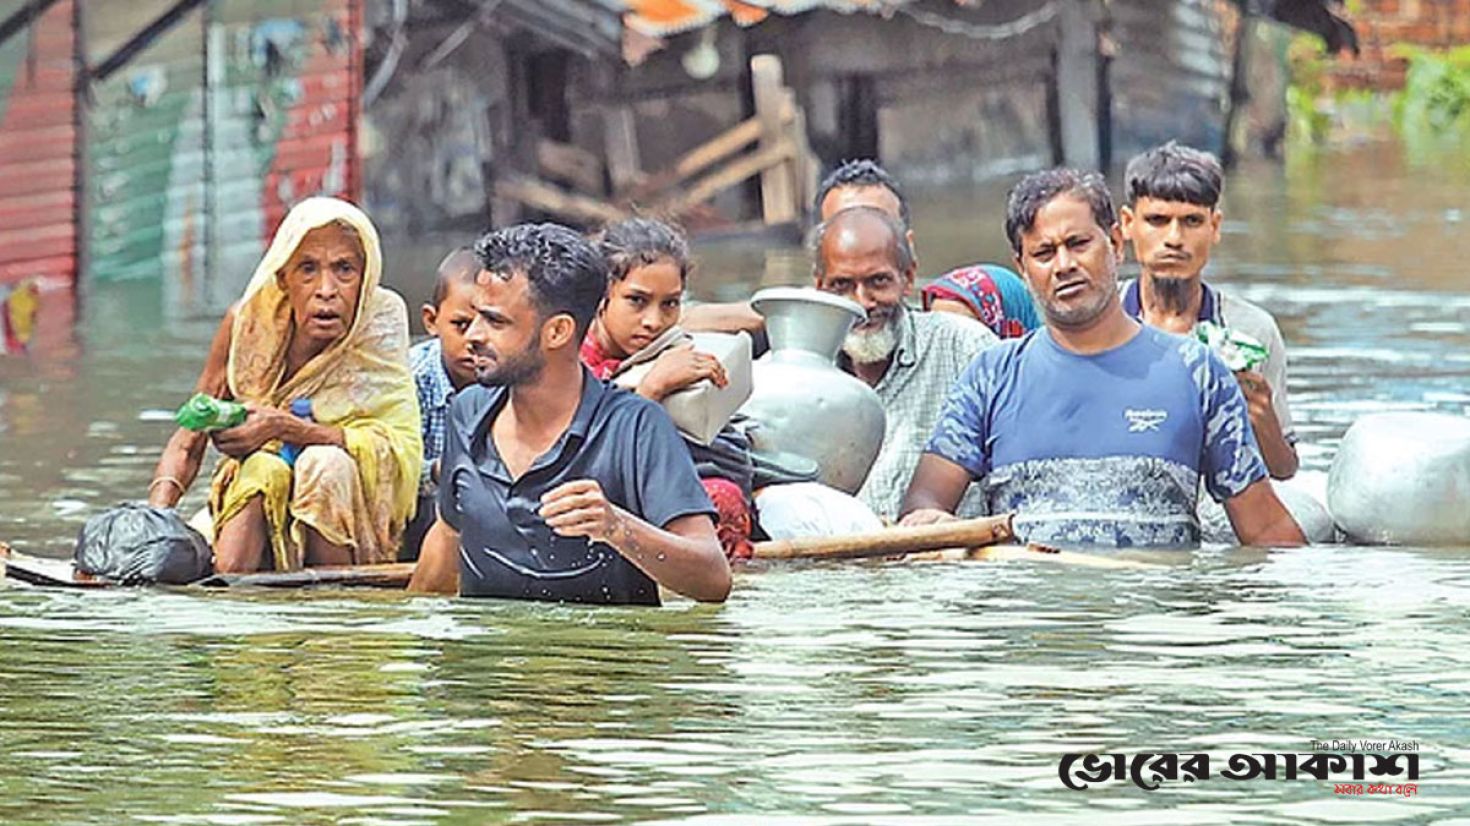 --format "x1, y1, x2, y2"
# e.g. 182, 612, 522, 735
210, 403, 291, 459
